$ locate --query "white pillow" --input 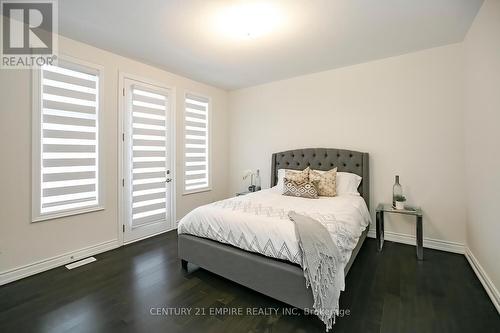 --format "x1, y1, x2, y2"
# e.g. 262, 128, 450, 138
336, 172, 362, 196
275, 168, 298, 191
312, 169, 362, 196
